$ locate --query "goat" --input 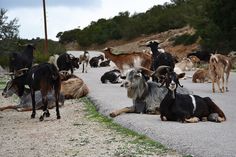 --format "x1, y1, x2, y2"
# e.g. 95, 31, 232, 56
175, 57, 193, 72
187, 50, 211, 62
48, 54, 59, 69
60, 75, 89, 99
57, 53, 80, 74
6, 63, 61, 121
188, 55, 201, 69
100, 69, 122, 84
1, 80, 64, 111
209, 54, 232, 93
89, 54, 104, 68
99, 59, 111, 67
109, 67, 191, 117
192, 68, 210, 83
155, 66, 226, 123
141, 40, 175, 82
9, 44, 35, 74
102, 47, 151, 75
79, 51, 90, 73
